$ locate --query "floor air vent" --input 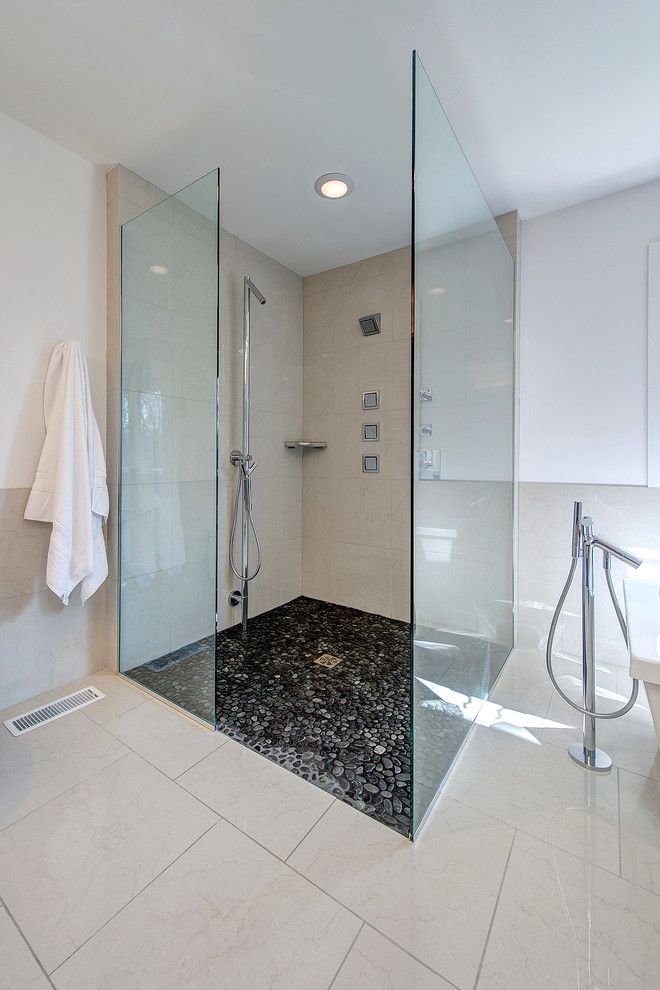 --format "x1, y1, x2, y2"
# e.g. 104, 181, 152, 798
3, 686, 105, 737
